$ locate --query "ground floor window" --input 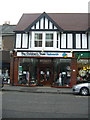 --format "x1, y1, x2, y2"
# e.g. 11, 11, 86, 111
18, 58, 38, 85
77, 59, 90, 83
17, 58, 72, 87
2, 63, 10, 84
53, 59, 71, 87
